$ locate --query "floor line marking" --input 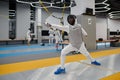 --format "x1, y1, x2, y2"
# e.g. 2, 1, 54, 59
76, 66, 90, 76
78, 61, 117, 73
100, 72, 120, 80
